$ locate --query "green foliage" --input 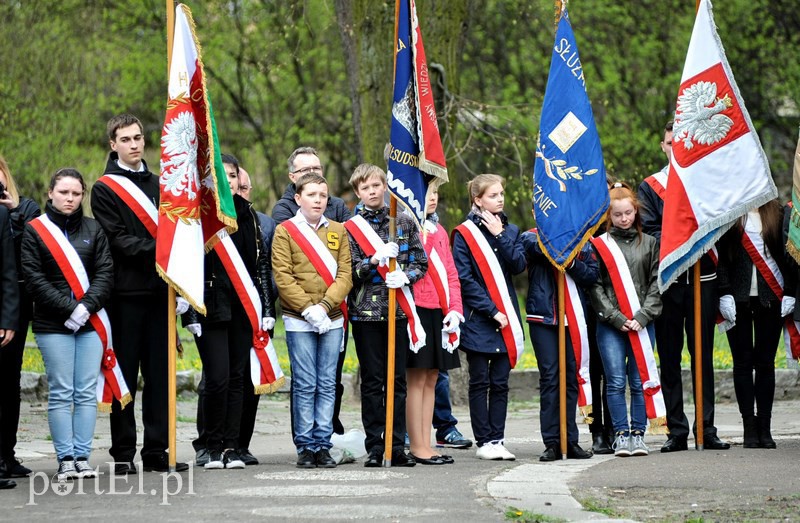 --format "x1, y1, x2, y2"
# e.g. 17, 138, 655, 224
505, 506, 565, 523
